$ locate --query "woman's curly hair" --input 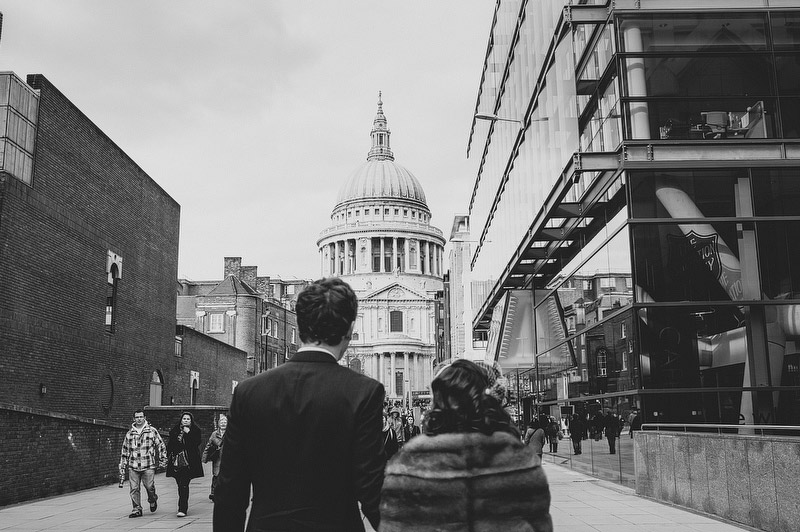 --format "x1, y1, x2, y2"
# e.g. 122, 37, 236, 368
423, 359, 519, 438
